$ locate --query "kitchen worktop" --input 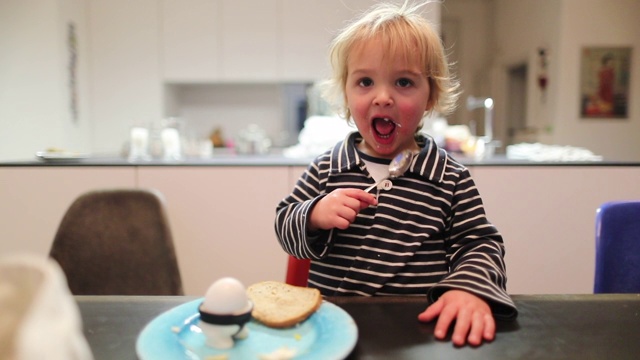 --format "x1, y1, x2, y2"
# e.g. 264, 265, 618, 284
0, 154, 315, 167
2, 155, 640, 295
1, 154, 637, 167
